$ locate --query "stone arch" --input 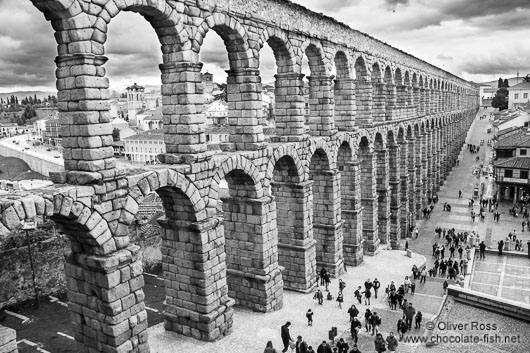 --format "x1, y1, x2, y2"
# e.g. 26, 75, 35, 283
371, 62, 386, 122
121, 169, 207, 229
210, 155, 264, 201
334, 50, 352, 79
306, 139, 335, 170
31, 0, 84, 21
264, 145, 305, 188
0, 194, 114, 256
334, 50, 355, 130
308, 145, 344, 276
384, 66, 395, 120
354, 54, 372, 126
197, 13, 253, 69
301, 40, 327, 76
395, 67, 403, 85
259, 27, 297, 74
